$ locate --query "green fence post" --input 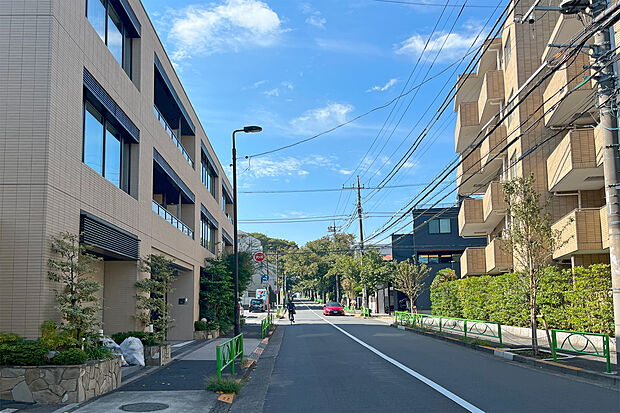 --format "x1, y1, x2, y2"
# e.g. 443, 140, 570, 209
551, 330, 558, 362
240, 334, 244, 364
216, 345, 222, 379
231, 342, 235, 376
497, 323, 502, 347
439, 316, 442, 333
604, 335, 611, 373
463, 320, 467, 339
